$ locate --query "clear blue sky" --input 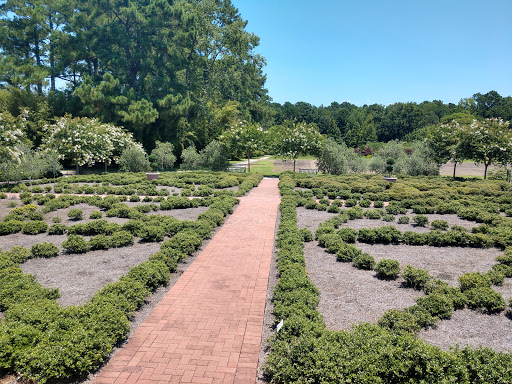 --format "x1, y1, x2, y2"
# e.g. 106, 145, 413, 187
232, 0, 512, 107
